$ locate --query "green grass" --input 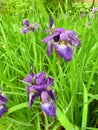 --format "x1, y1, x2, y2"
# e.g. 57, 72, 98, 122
0, 0, 98, 130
